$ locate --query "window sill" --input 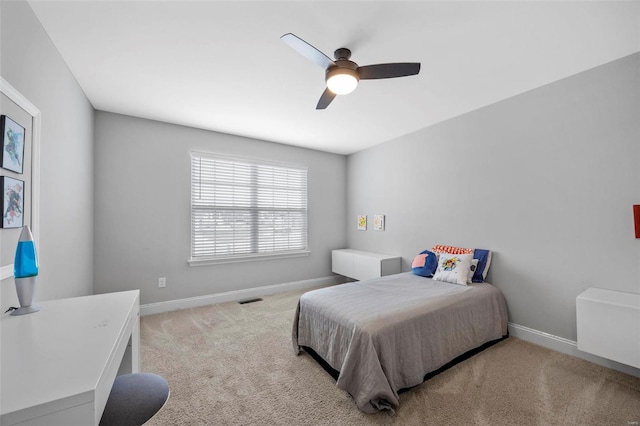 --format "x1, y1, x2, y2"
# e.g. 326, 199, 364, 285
188, 250, 311, 267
